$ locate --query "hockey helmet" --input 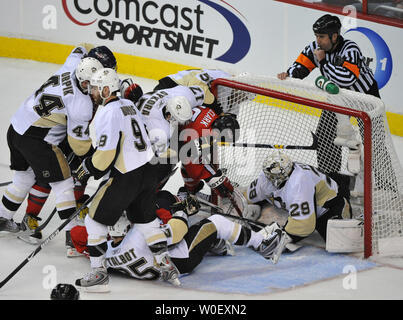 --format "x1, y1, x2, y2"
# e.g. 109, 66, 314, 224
108, 212, 131, 237
90, 68, 120, 104
263, 151, 293, 188
165, 96, 193, 124
212, 113, 240, 142
88, 46, 117, 70
75, 57, 103, 93
50, 283, 79, 300
313, 14, 342, 35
